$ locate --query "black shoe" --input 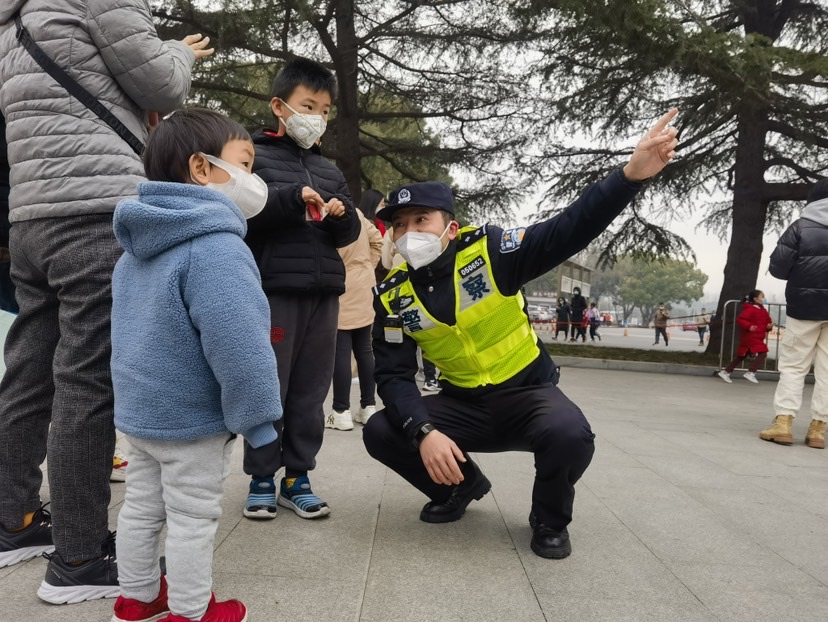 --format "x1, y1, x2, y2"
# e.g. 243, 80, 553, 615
420, 460, 492, 523
0, 505, 54, 568
36, 531, 120, 604
528, 512, 571, 559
